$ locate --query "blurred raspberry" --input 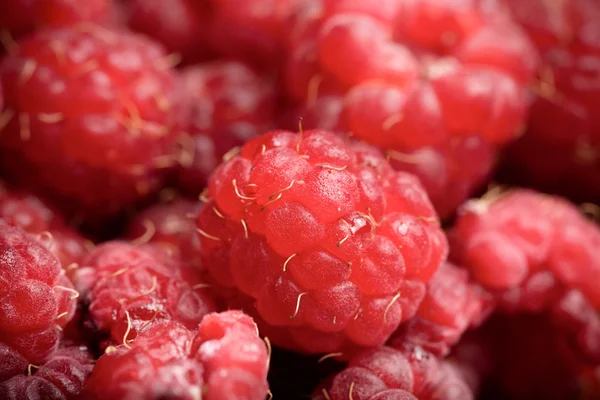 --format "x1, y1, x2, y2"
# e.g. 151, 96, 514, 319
499, 0, 600, 203
0, 26, 182, 222
175, 61, 276, 195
